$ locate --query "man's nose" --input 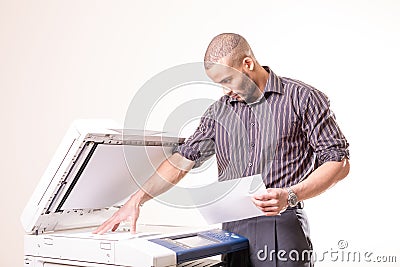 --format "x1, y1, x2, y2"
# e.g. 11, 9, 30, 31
222, 86, 233, 96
